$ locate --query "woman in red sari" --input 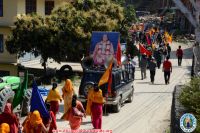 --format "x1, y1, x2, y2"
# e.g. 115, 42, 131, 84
43, 103, 57, 133
23, 110, 48, 133
86, 84, 105, 129
0, 103, 19, 133
63, 94, 86, 130
46, 83, 62, 117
